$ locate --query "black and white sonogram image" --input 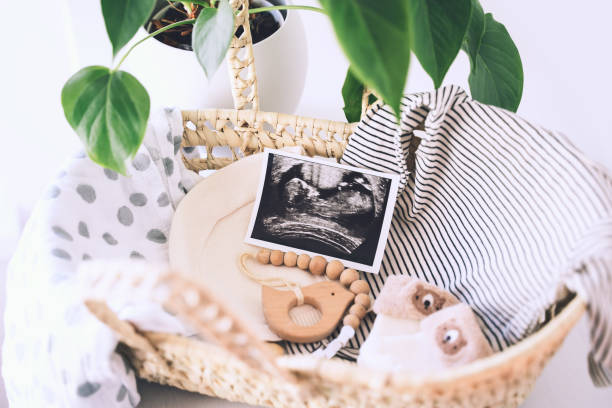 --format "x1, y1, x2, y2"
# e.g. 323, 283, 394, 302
248, 152, 397, 270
